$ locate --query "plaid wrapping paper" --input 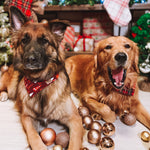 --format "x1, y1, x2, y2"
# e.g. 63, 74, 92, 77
103, 0, 131, 26
8, 0, 33, 19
